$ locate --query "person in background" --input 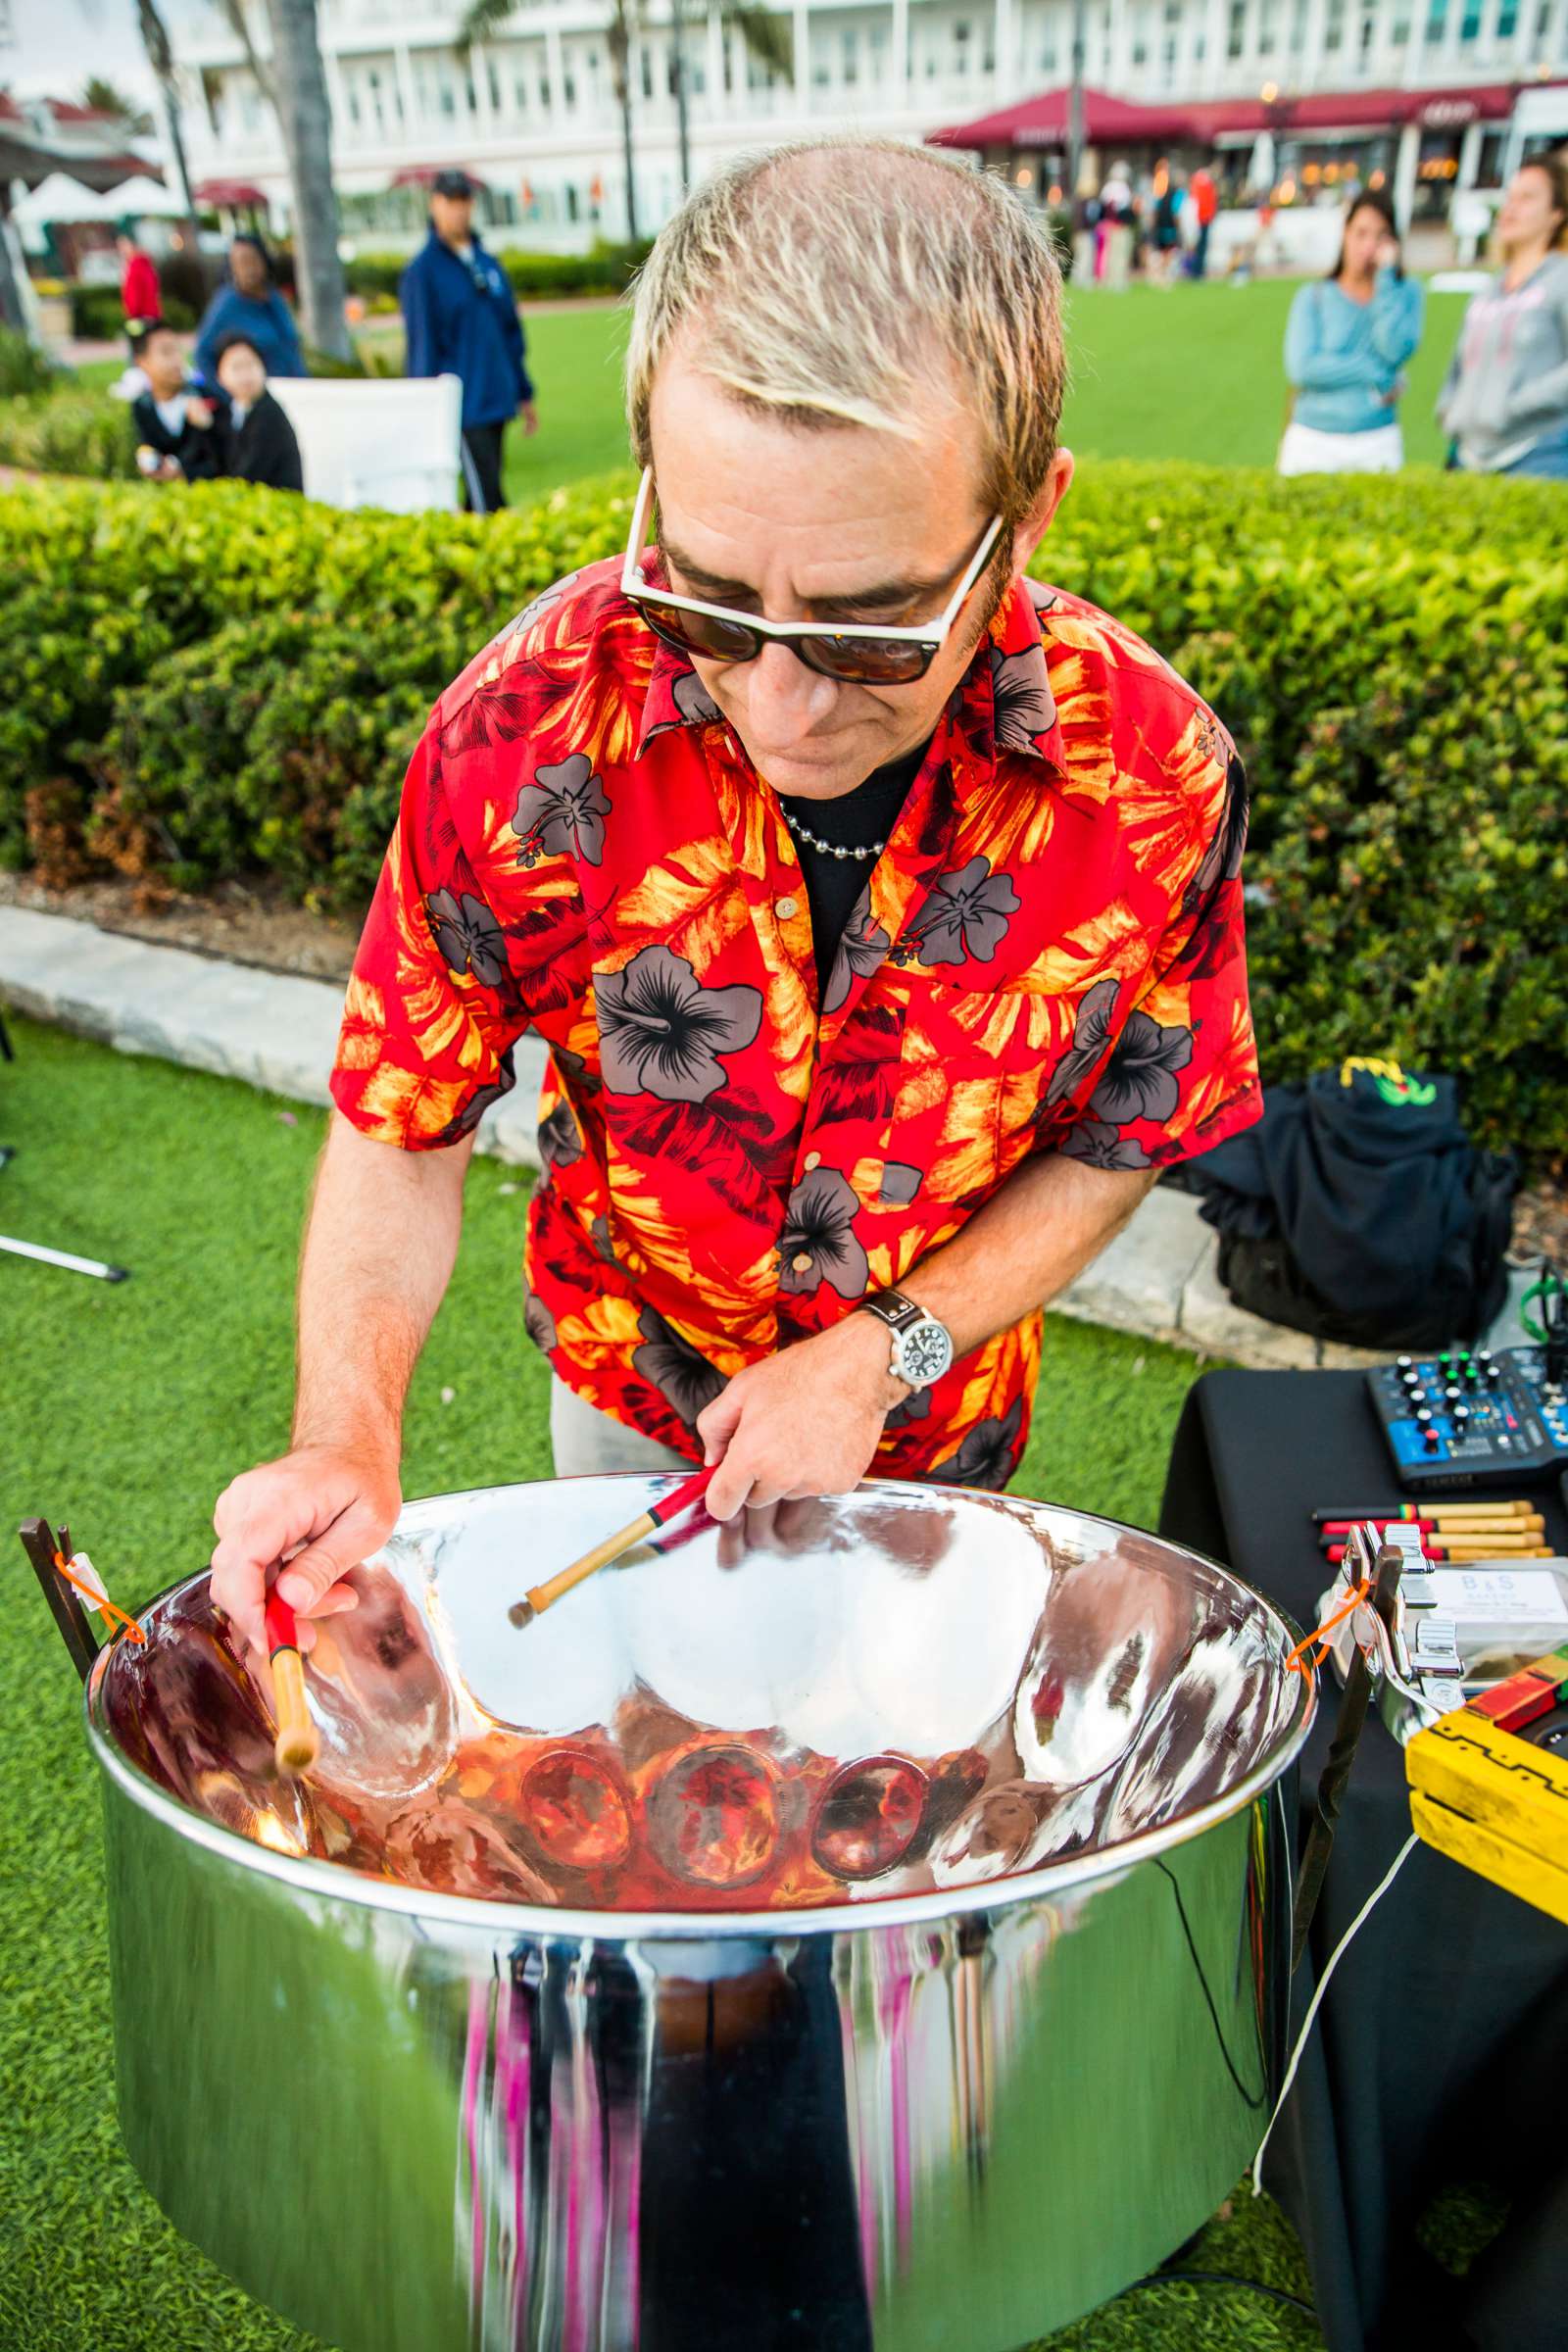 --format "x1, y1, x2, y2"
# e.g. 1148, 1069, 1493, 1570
1151, 169, 1185, 284
128, 320, 224, 483
214, 330, 304, 493
1190, 165, 1218, 279
194, 234, 307, 384
117, 228, 160, 338
1439, 155, 1568, 480
1279, 193, 1424, 476
400, 168, 538, 514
